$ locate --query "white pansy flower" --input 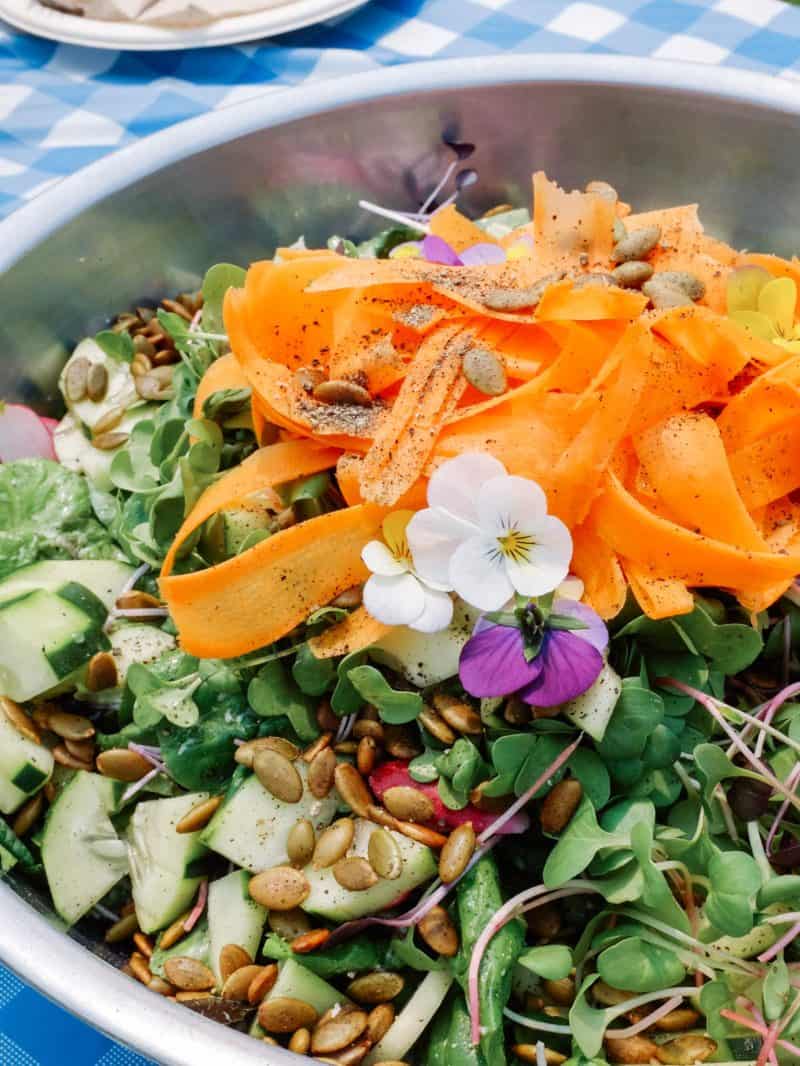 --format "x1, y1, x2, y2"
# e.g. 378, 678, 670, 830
362, 510, 454, 633
406, 453, 573, 612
